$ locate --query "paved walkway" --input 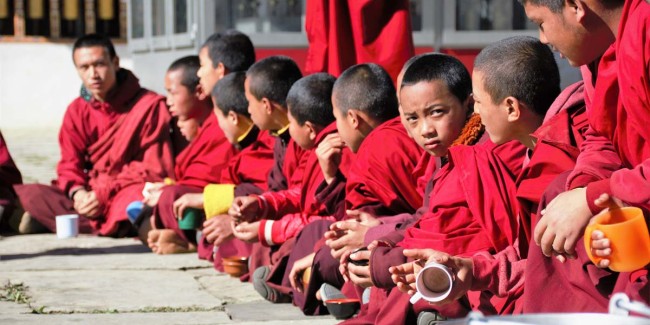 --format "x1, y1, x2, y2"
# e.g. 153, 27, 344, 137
0, 234, 338, 325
